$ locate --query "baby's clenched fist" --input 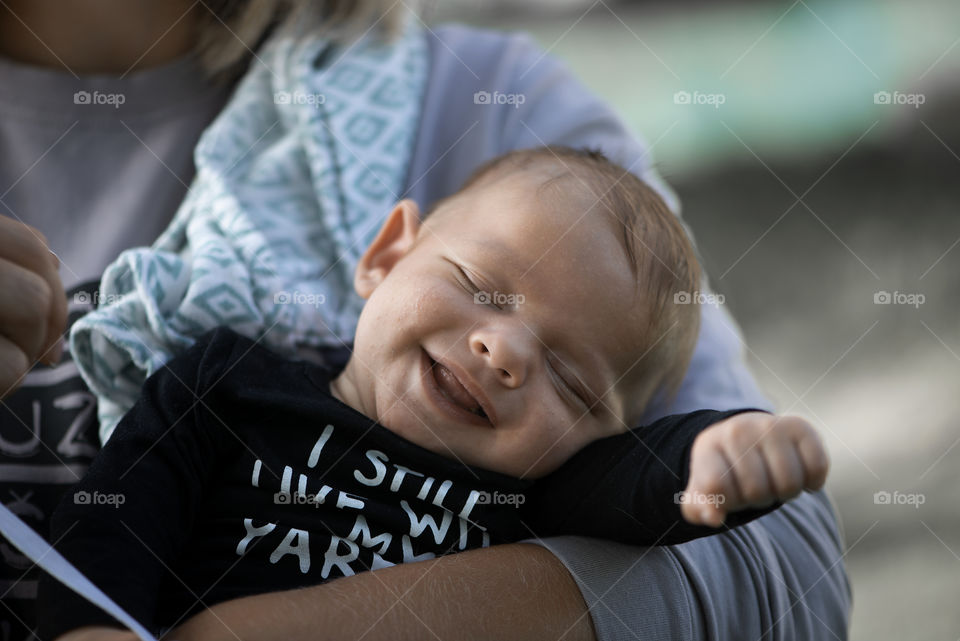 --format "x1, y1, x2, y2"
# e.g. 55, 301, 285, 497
681, 412, 829, 527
